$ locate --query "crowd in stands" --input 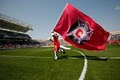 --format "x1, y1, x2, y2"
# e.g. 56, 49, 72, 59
0, 39, 41, 50
108, 34, 120, 44
0, 29, 41, 49
110, 34, 120, 41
